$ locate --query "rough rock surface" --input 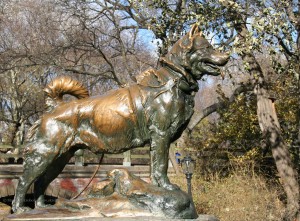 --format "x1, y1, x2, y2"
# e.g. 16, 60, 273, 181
56, 168, 198, 219
0, 202, 11, 219
5, 169, 198, 220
